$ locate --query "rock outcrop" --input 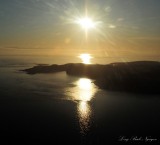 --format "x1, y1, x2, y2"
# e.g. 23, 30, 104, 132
22, 61, 160, 94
